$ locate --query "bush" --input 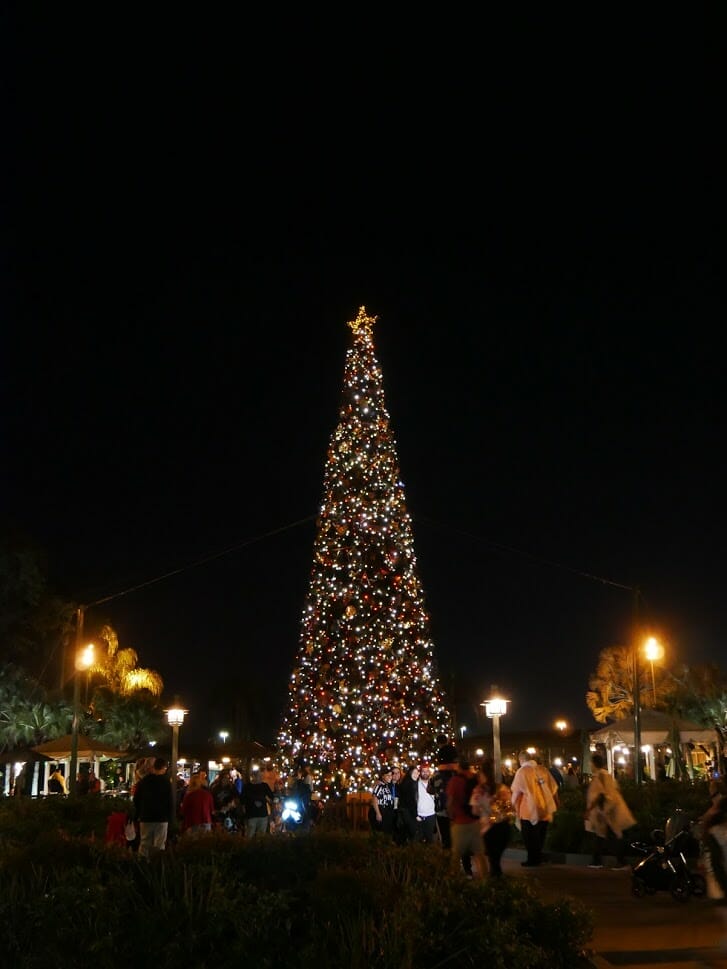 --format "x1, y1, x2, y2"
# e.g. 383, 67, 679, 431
0, 827, 593, 969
